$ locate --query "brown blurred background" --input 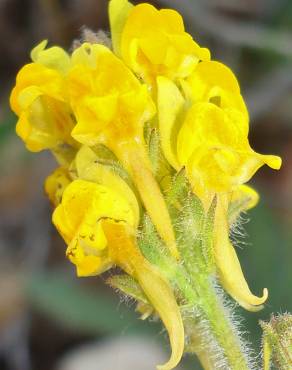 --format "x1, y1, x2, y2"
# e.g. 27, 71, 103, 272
0, 1, 291, 369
